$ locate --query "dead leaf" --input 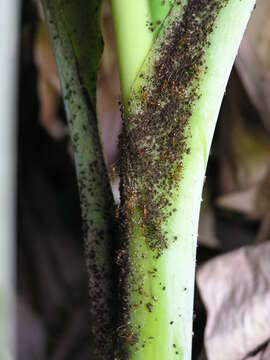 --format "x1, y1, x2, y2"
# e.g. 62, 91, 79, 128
197, 242, 270, 360
34, 16, 64, 139
236, 0, 270, 133
97, 0, 122, 167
